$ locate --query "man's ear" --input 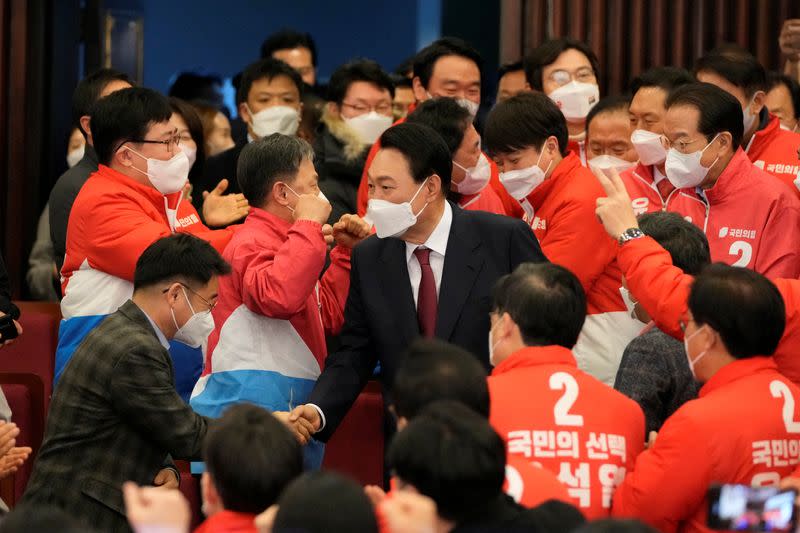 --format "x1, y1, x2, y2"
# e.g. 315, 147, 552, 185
750, 90, 767, 114
271, 181, 291, 206
201, 472, 221, 508
239, 102, 252, 125
427, 174, 443, 199
412, 77, 428, 102
79, 116, 92, 139
327, 101, 340, 117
